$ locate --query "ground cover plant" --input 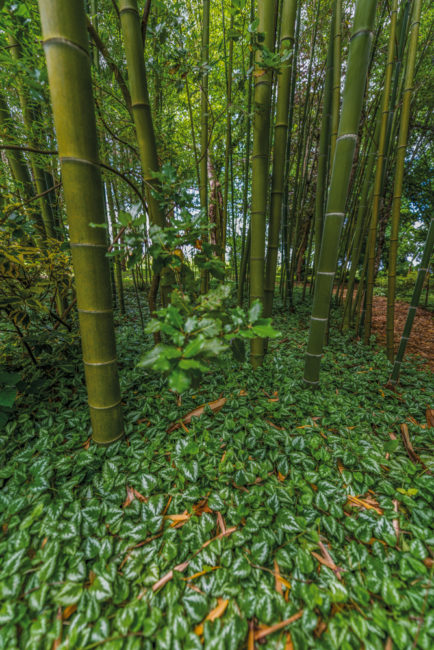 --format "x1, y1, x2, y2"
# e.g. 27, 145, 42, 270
1, 291, 433, 649
1, 0, 433, 648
